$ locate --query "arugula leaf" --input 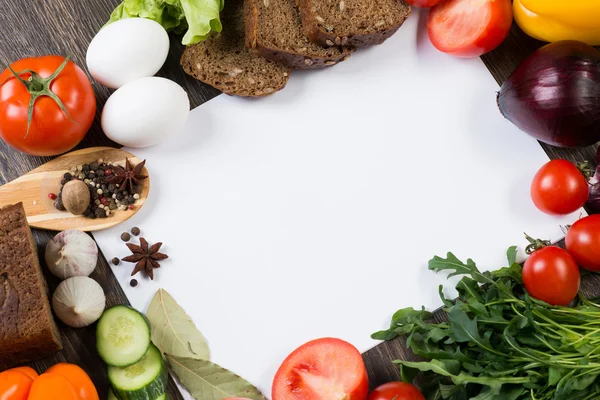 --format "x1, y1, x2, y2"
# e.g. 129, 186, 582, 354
429, 253, 495, 285
371, 330, 398, 341
507, 246, 518, 266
